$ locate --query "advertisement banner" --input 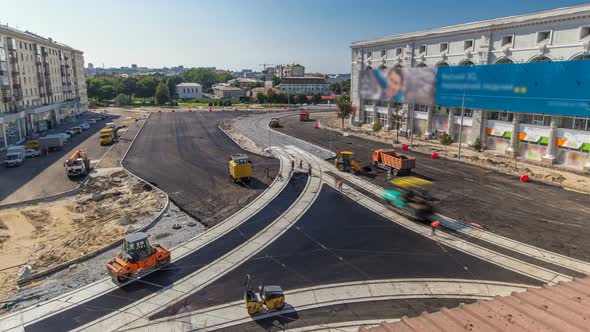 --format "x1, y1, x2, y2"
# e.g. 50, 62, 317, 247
360, 67, 437, 105
435, 61, 590, 117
